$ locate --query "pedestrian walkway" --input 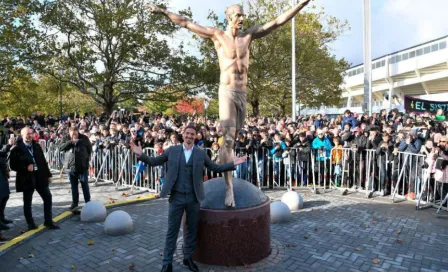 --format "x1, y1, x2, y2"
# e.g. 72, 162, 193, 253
0, 187, 447, 271
1, 171, 149, 242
